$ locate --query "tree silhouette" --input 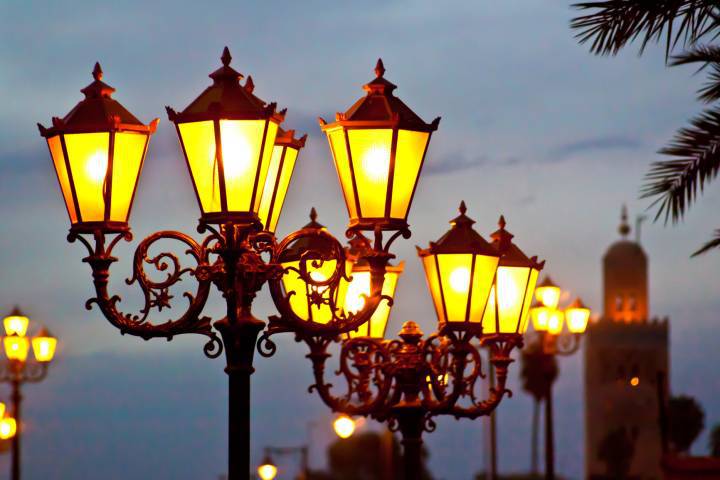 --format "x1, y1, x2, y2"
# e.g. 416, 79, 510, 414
520, 349, 558, 475
669, 395, 705, 453
709, 423, 720, 457
597, 427, 637, 479
571, 2, 720, 255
